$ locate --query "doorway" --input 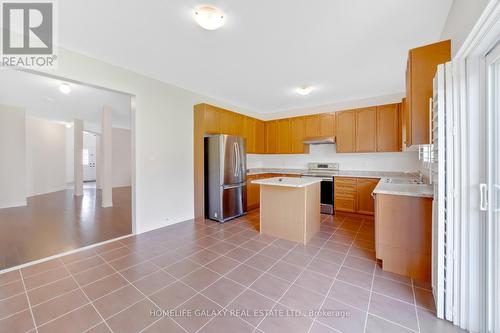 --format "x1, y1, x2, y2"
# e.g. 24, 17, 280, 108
83, 131, 97, 183
0, 68, 135, 270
